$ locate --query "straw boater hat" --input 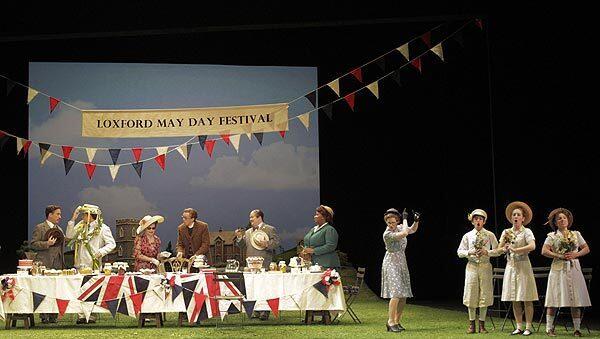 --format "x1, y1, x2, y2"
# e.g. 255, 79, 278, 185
546, 207, 573, 229
137, 215, 165, 235
505, 201, 533, 226
467, 209, 487, 221
320, 205, 334, 217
